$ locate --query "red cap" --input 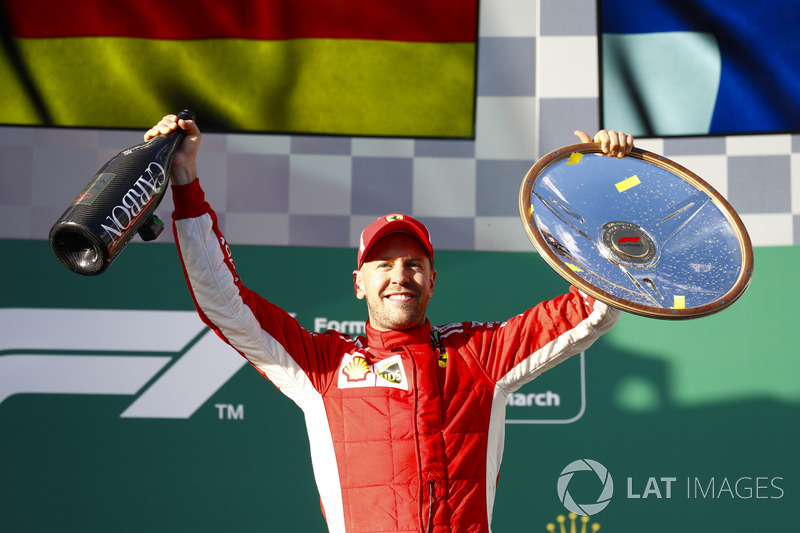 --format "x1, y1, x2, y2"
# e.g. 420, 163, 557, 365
357, 214, 434, 268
